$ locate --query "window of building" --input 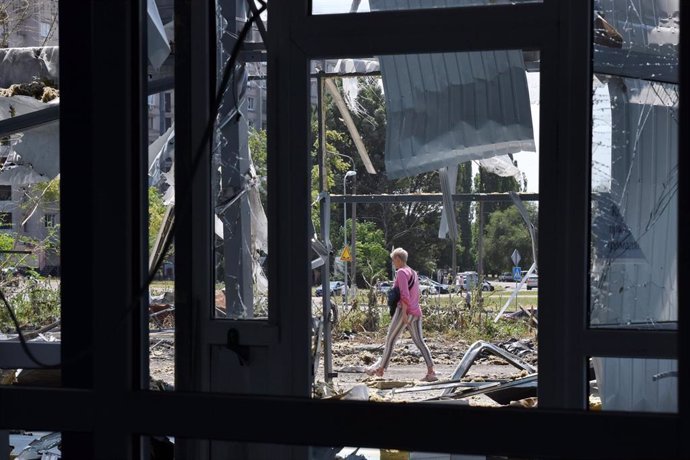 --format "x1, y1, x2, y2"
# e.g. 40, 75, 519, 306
0, 185, 11, 201
39, 22, 51, 38
44, 213, 56, 228
247, 96, 255, 111
164, 92, 172, 112
0, 212, 12, 229
164, 116, 172, 129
